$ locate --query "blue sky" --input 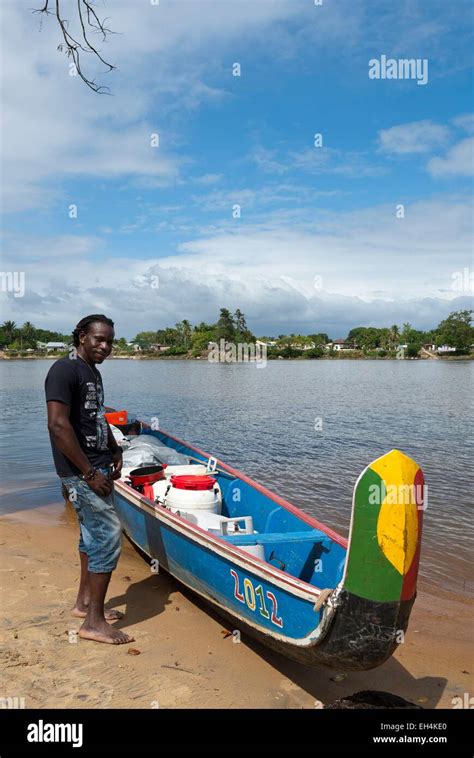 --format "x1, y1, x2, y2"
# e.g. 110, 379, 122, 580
1, 0, 473, 338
